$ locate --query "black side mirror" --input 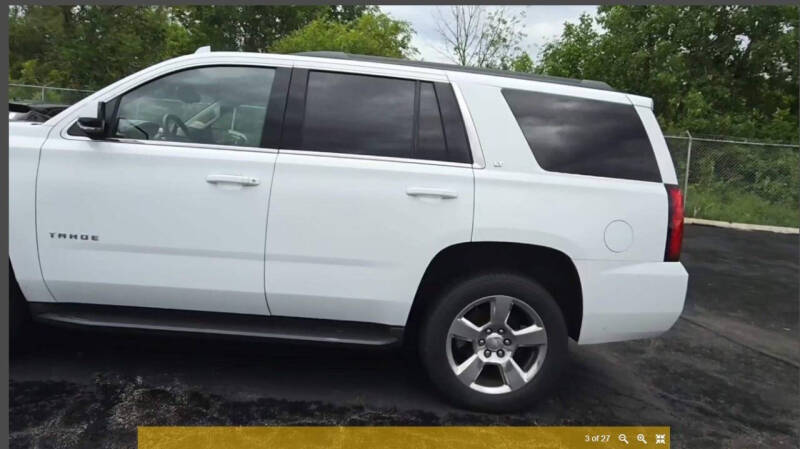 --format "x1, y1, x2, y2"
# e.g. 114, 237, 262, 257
77, 101, 107, 139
